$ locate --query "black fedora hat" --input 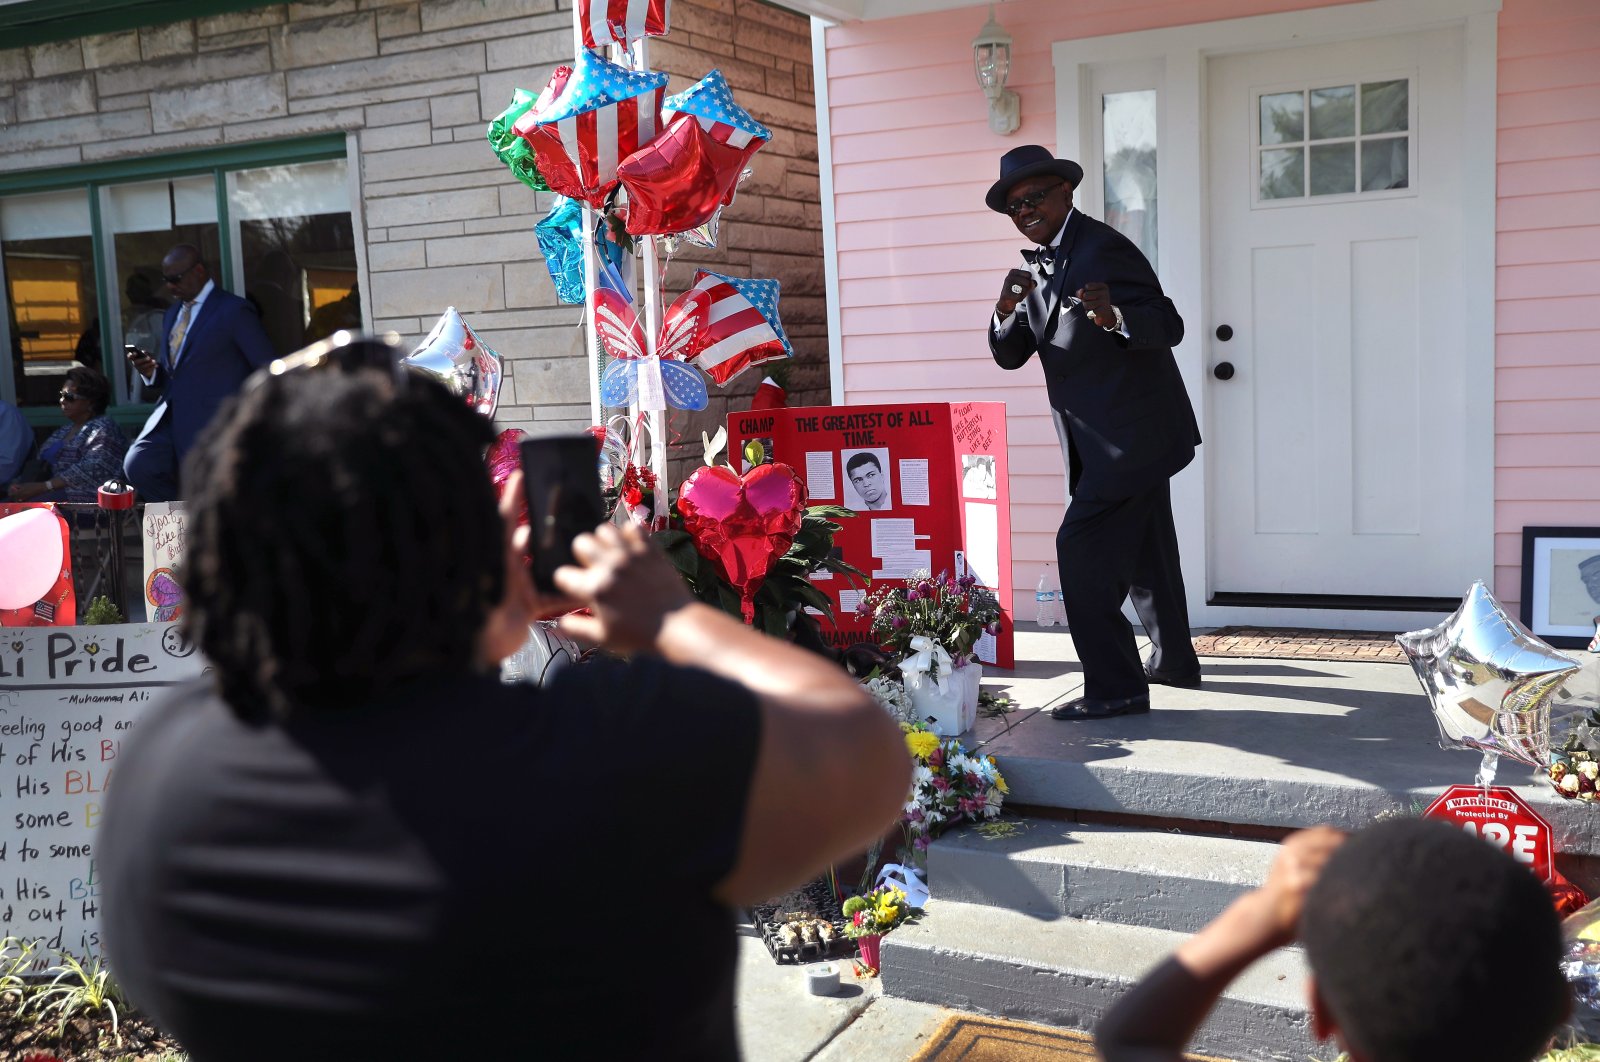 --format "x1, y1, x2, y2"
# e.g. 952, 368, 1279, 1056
985, 145, 1084, 213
